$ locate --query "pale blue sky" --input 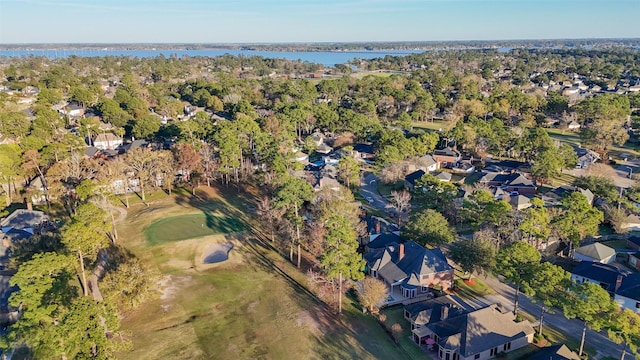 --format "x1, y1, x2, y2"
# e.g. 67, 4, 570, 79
0, 0, 638, 44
